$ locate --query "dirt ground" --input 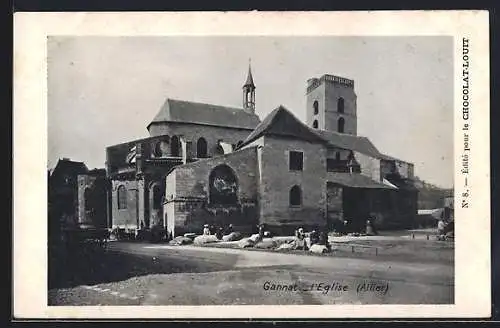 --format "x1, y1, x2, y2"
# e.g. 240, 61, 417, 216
48, 230, 454, 306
